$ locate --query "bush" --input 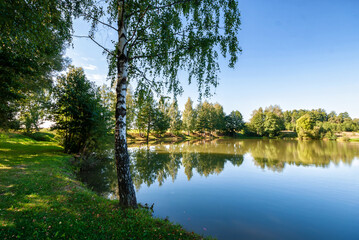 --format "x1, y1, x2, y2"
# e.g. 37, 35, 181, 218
324, 131, 337, 140
25, 132, 55, 142
342, 136, 350, 142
